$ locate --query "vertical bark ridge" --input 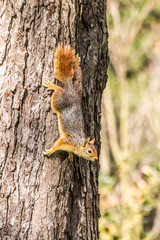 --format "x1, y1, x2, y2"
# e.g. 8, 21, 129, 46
69, 1, 108, 240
